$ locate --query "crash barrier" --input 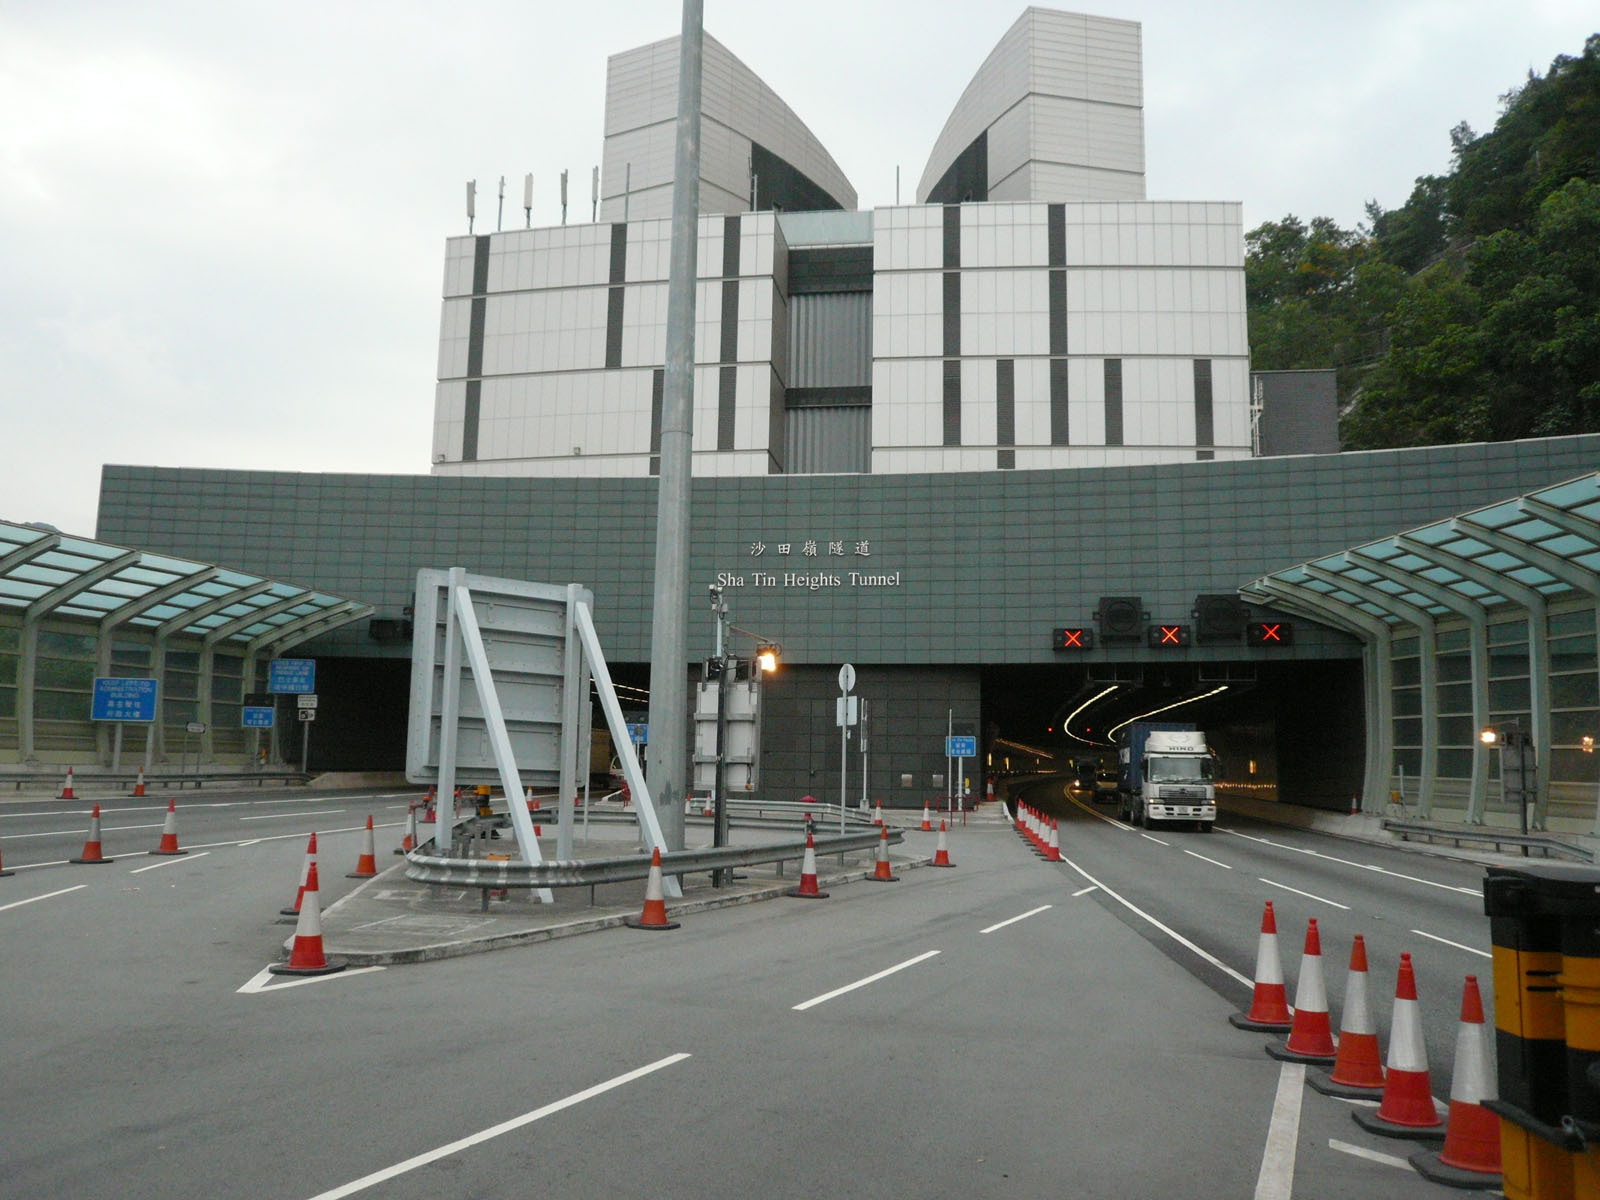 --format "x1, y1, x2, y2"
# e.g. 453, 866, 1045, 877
3, 768, 311, 793
1484, 863, 1600, 1199
402, 827, 901, 895
1384, 820, 1594, 864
